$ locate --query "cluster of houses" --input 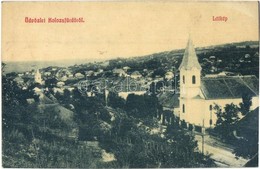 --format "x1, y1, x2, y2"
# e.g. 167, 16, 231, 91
12, 62, 177, 104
